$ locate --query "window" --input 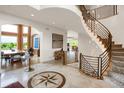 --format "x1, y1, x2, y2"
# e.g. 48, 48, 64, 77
33, 35, 39, 49
1, 24, 31, 50
1, 24, 18, 33
1, 24, 18, 50
0, 36, 17, 50
23, 26, 28, 50
23, 36, 28, 49
23, 26, 28, 34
